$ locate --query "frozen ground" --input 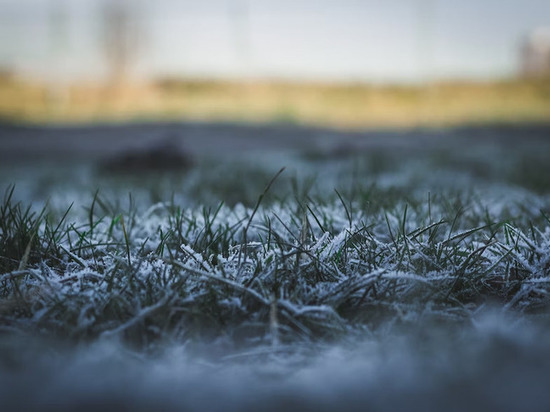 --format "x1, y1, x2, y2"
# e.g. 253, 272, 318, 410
2, 311, 550, 412
1, 121, 550, 411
